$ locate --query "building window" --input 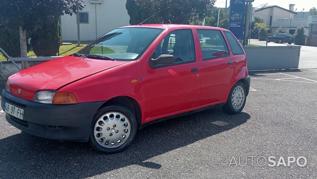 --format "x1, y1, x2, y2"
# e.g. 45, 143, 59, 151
79, 12, 89, 24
